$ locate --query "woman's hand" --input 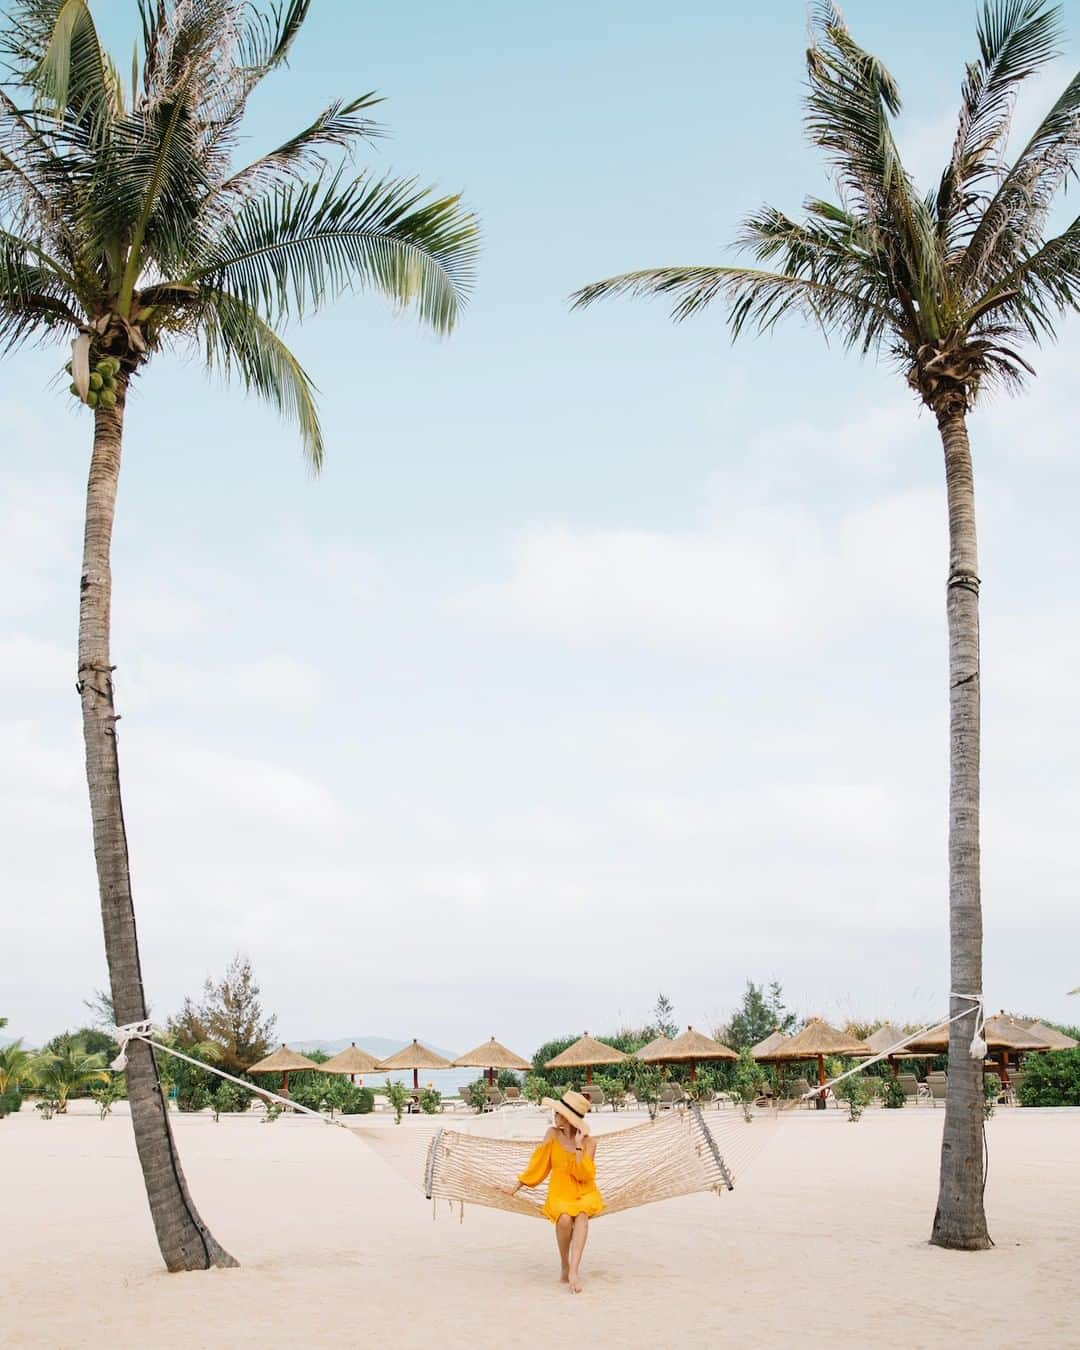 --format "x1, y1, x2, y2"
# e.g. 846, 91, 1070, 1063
574, 1128, 585, 1151
500, 1182, 521, 1197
